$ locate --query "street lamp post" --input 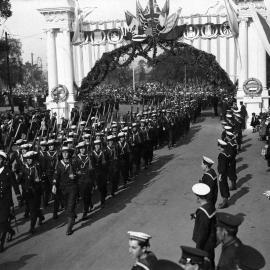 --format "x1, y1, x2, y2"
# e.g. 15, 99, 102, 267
5, 32, 14, 113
